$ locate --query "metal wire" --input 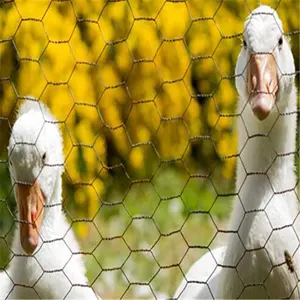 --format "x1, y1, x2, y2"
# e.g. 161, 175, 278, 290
0, 0, 299, 299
